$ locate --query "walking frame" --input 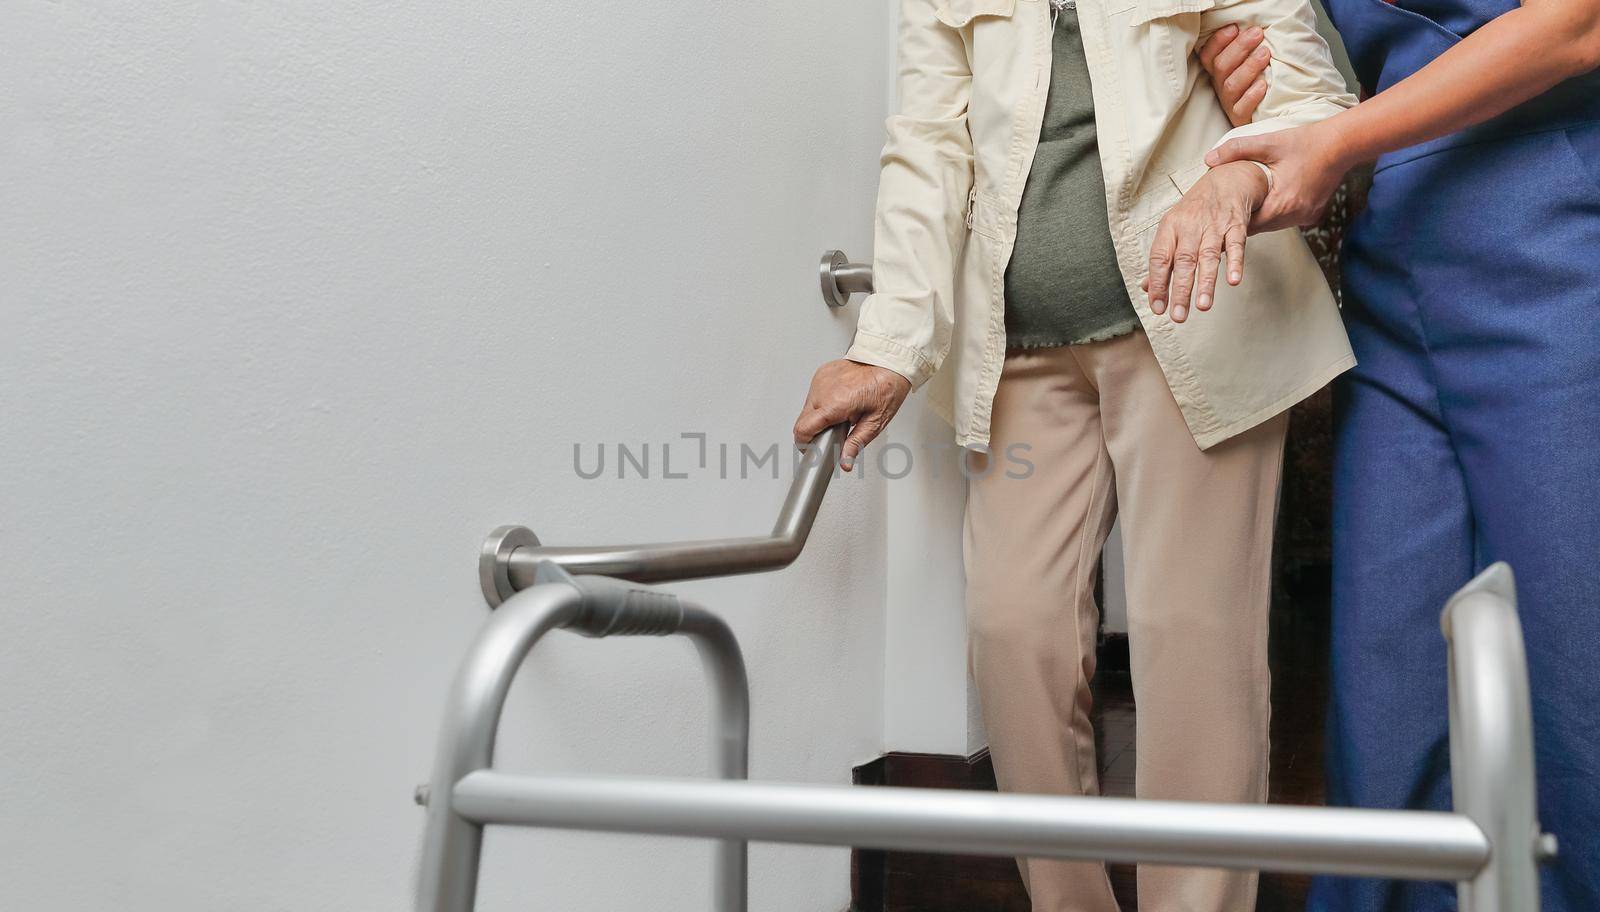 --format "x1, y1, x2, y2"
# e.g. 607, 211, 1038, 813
417, 418, 1557, 912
